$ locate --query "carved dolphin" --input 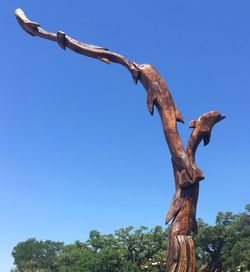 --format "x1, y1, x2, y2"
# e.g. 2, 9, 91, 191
166, 111, 225, 235
137, 64, 203, 183
15, 8, 203, 185
189, 111, 225, 147
15, 8, 40, 37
